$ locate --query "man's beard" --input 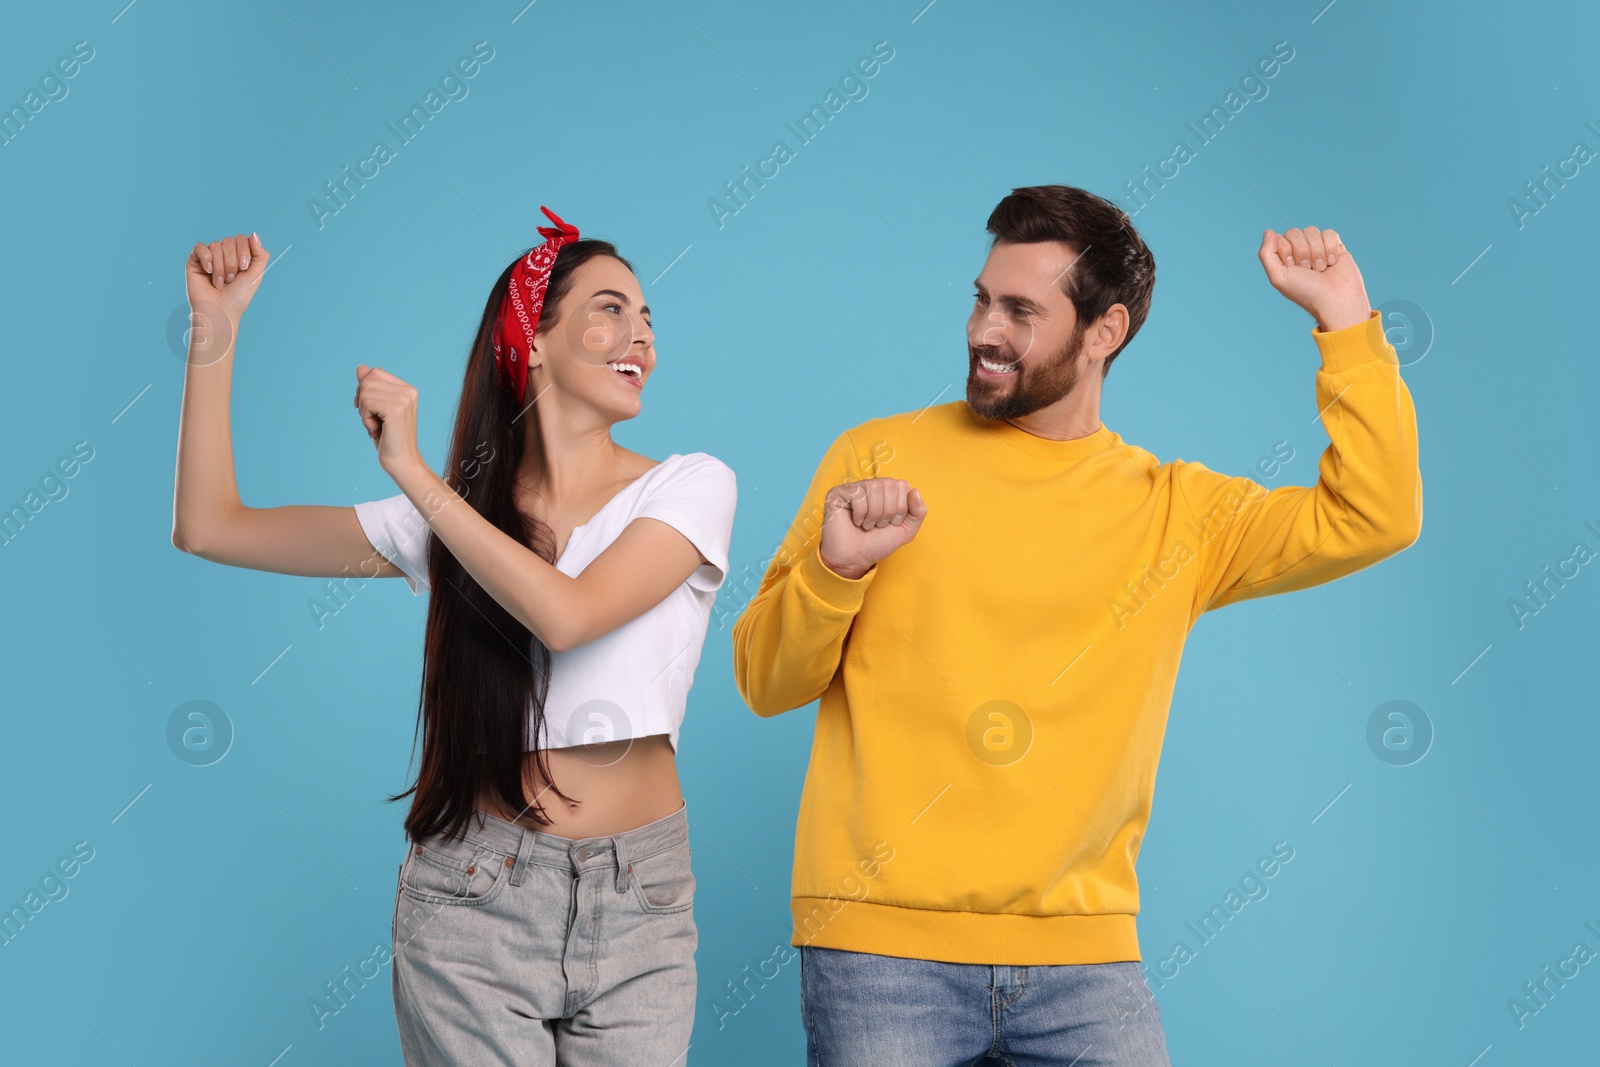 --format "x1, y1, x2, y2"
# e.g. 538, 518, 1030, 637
966, 326, 1087, 421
